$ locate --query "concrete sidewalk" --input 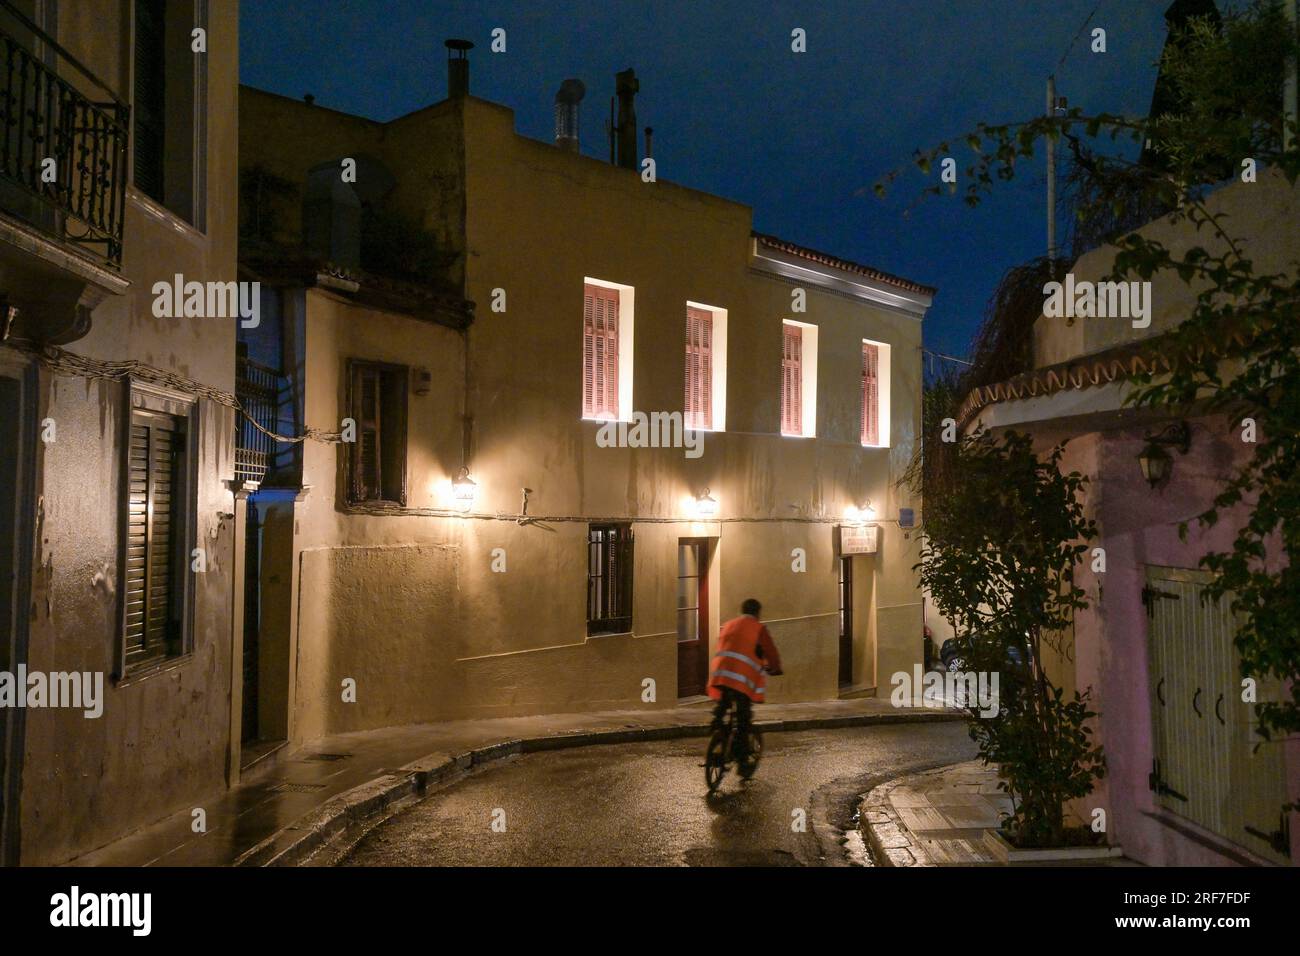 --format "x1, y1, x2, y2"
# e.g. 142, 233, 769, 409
74, 696, 960, 867
861, 760, 1009, 865
860, 760, 1134, 866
